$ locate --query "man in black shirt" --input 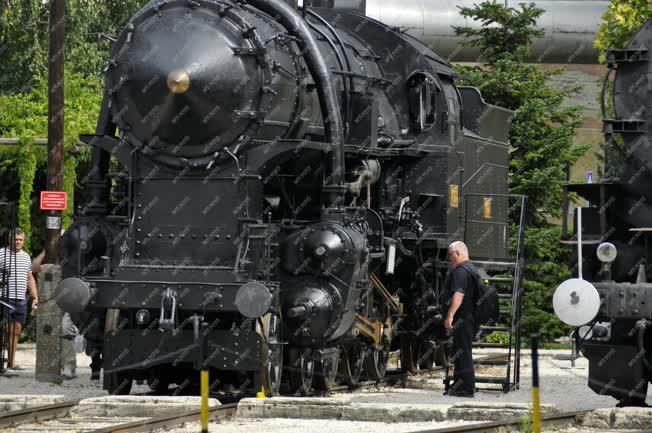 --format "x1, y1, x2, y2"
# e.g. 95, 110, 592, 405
442, 241, 477, 397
